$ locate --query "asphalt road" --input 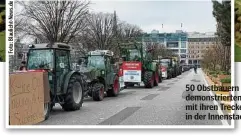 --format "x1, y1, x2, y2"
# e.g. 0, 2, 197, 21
38, 69, 225, 125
